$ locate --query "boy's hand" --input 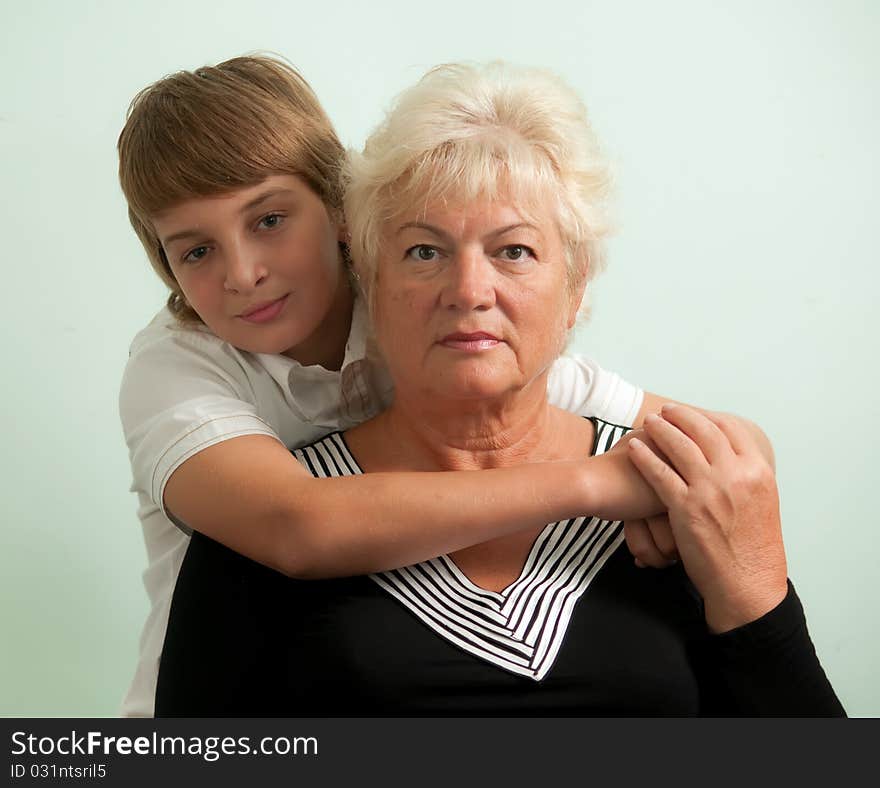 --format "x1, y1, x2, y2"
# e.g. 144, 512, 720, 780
609, 434, 680, 568
624, 514, 679, 568
584, 429, 666, 522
